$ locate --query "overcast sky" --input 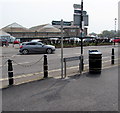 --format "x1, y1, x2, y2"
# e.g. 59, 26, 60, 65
0, 0, 119, 34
